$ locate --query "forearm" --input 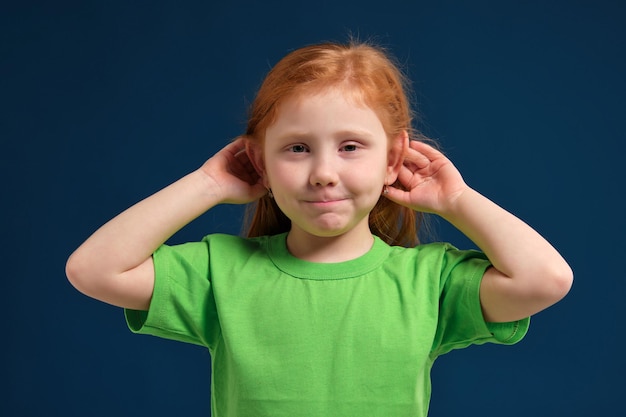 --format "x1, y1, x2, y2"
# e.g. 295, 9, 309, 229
389, 140, 572, 320
440, 187, 572, 320
67, 169, 220, 282
441, 188, 567, 278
